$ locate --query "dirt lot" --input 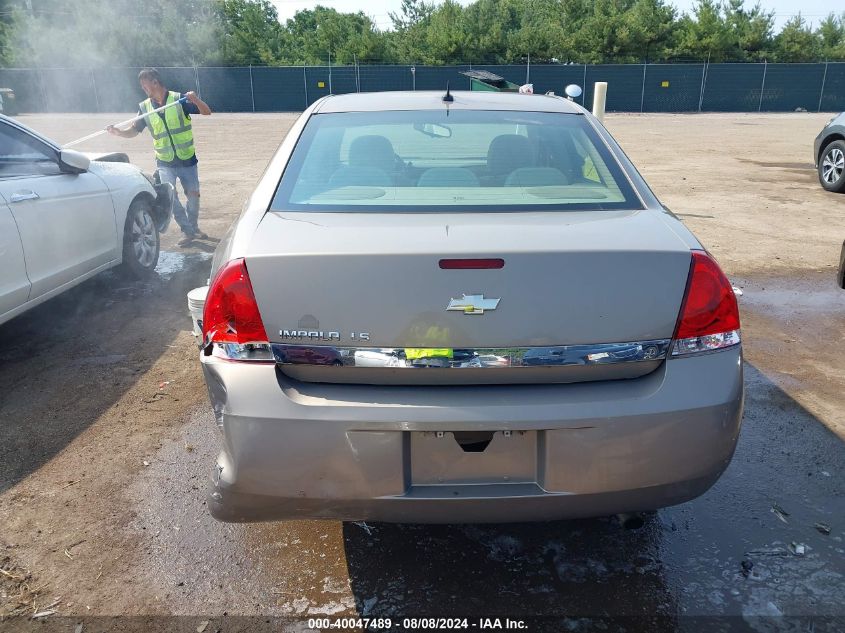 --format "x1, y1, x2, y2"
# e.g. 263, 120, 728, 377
1, 112, 844, 630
